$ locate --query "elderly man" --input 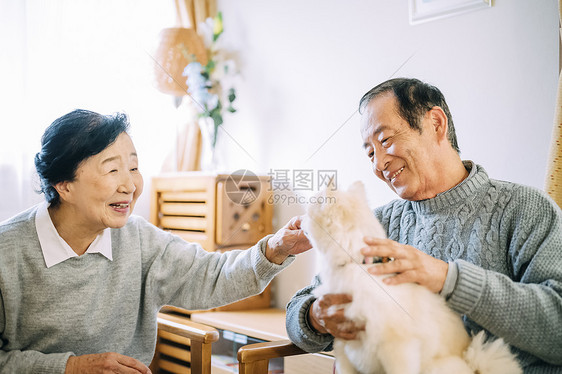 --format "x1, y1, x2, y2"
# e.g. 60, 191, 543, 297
286, 78, 562, 373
